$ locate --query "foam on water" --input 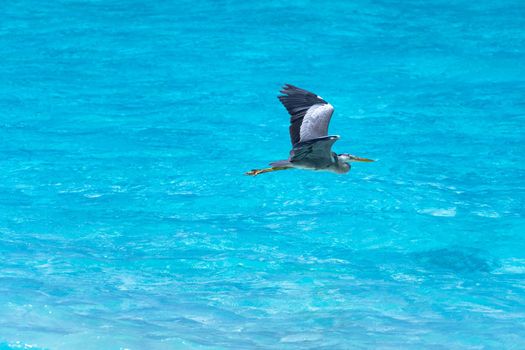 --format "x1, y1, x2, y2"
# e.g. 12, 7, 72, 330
1, 0, 525, 349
